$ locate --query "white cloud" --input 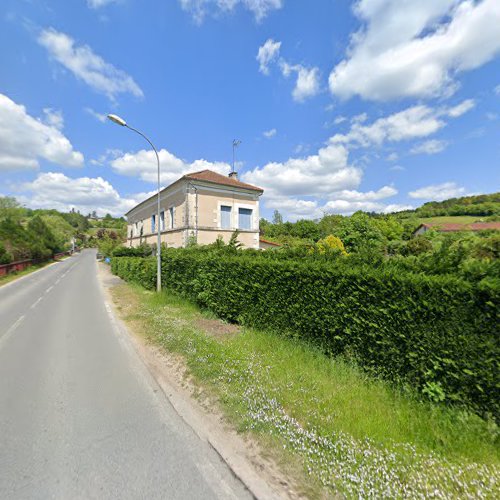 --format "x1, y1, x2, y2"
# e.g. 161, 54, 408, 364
495, 84, 500, 95
334, 116, 347, 125
390, 165, 405, 171
110, 148, 231, 184
383, 203, 414, 213
446, 98, 475, 117
85, 107, 107, 123
180, 0, 283, 23
257, 38, 281, 74
18, 172, 137, 217
87, 0, 119, 7
331, 105, 446, 147
329, 0, 500, 101
330, 101, 473, 149
409, 182, 467, 201
0, 93, 83, 172
242, 144, 362, 199
280, 61, 320, 102
42, 108, 64, 130
258, 39, 320, 102
320, 185, 398, 215
263, 128, 277, 138
486, 112, 498, 121
386, 152, 398, 162
264, 196, 322, 221
264, 185, 398, 220
410, 139, 448, 155
351, 112, 368, 123
38, 28, 143, 101
331, 186, 397, 201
